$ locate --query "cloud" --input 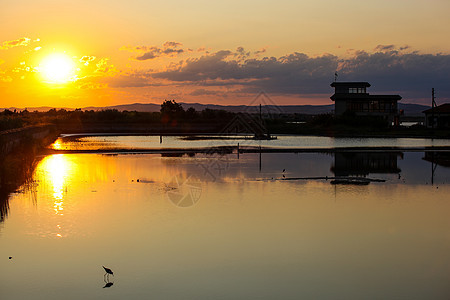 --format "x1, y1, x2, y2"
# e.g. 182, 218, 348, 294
0, 37, 32, 50
76, 81, 106, 89
151, 46, 450, 101
122, 41, 185, 61
254, 47, 268, 57
163, 41, 182, 48
0, 70, 12, 83
374, 44, 396, 52
136, 49, 158, 60
374, 44, 411, 53
338, 49, 450, 100
95, 58, 117, 75
73, 44, 450, 104
189, 88, 227, 97
80, 56, 96, 66
153, 50, 338, 94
